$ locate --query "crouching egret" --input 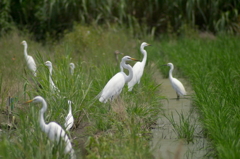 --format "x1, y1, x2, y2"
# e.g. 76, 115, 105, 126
164, 63, 186, 99
128, 42, 151, 91
98, 56, 139, 103
44, 61, 60, 93
21, 40, 37, 76
65, 100, 74, 131
26, 96, 75, 159
69, 63, 75, 75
